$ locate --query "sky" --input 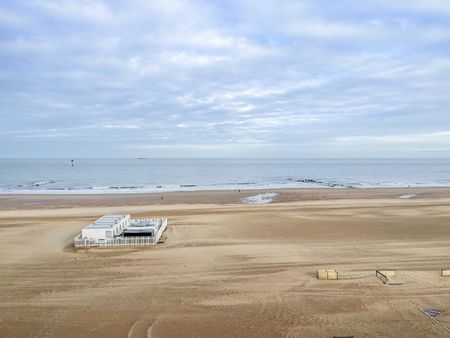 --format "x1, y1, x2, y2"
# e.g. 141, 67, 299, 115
0, 0, 450, 158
